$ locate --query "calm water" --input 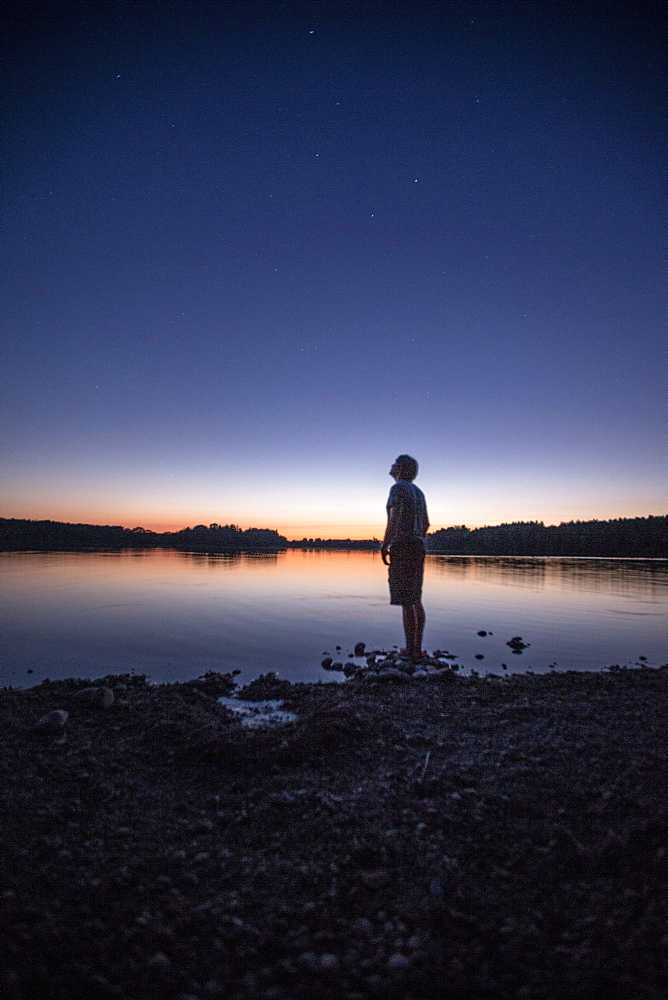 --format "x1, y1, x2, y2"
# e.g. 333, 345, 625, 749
1, 549, 666, 687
